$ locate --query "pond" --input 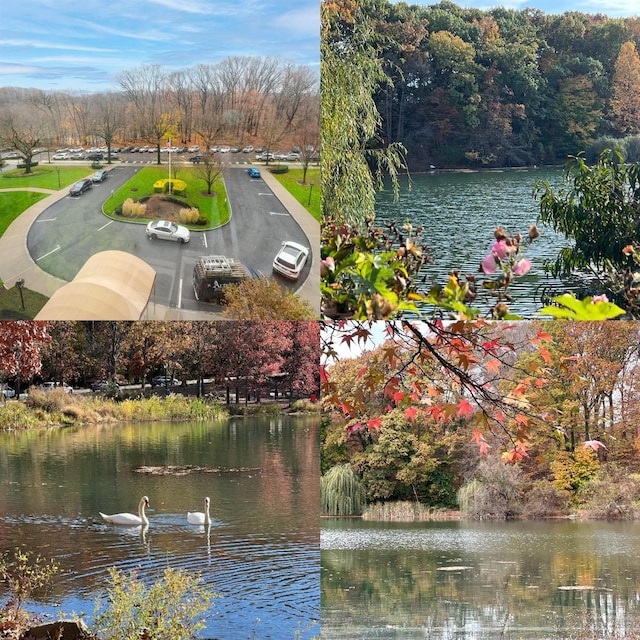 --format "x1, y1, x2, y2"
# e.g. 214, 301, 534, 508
0, 416, 320, 640
321, 518, 640, 639
375, 167, 570, 317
